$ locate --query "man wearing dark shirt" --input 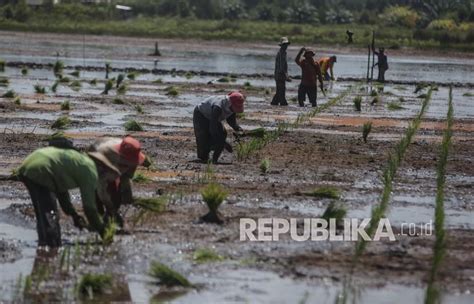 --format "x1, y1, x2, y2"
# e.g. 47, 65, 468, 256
271, 37, 291, 106
295, 47, 324, 107
372, 47, 388, 83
